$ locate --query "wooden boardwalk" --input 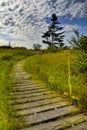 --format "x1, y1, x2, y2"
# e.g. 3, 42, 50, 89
11, 63, 87, 130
